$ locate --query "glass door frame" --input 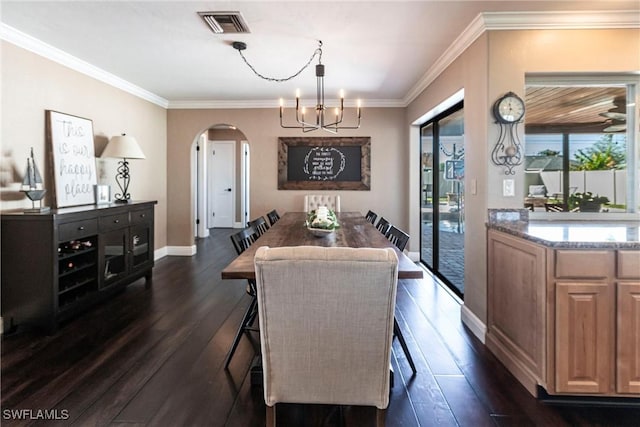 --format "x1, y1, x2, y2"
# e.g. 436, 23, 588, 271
420, 100, 464, 298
